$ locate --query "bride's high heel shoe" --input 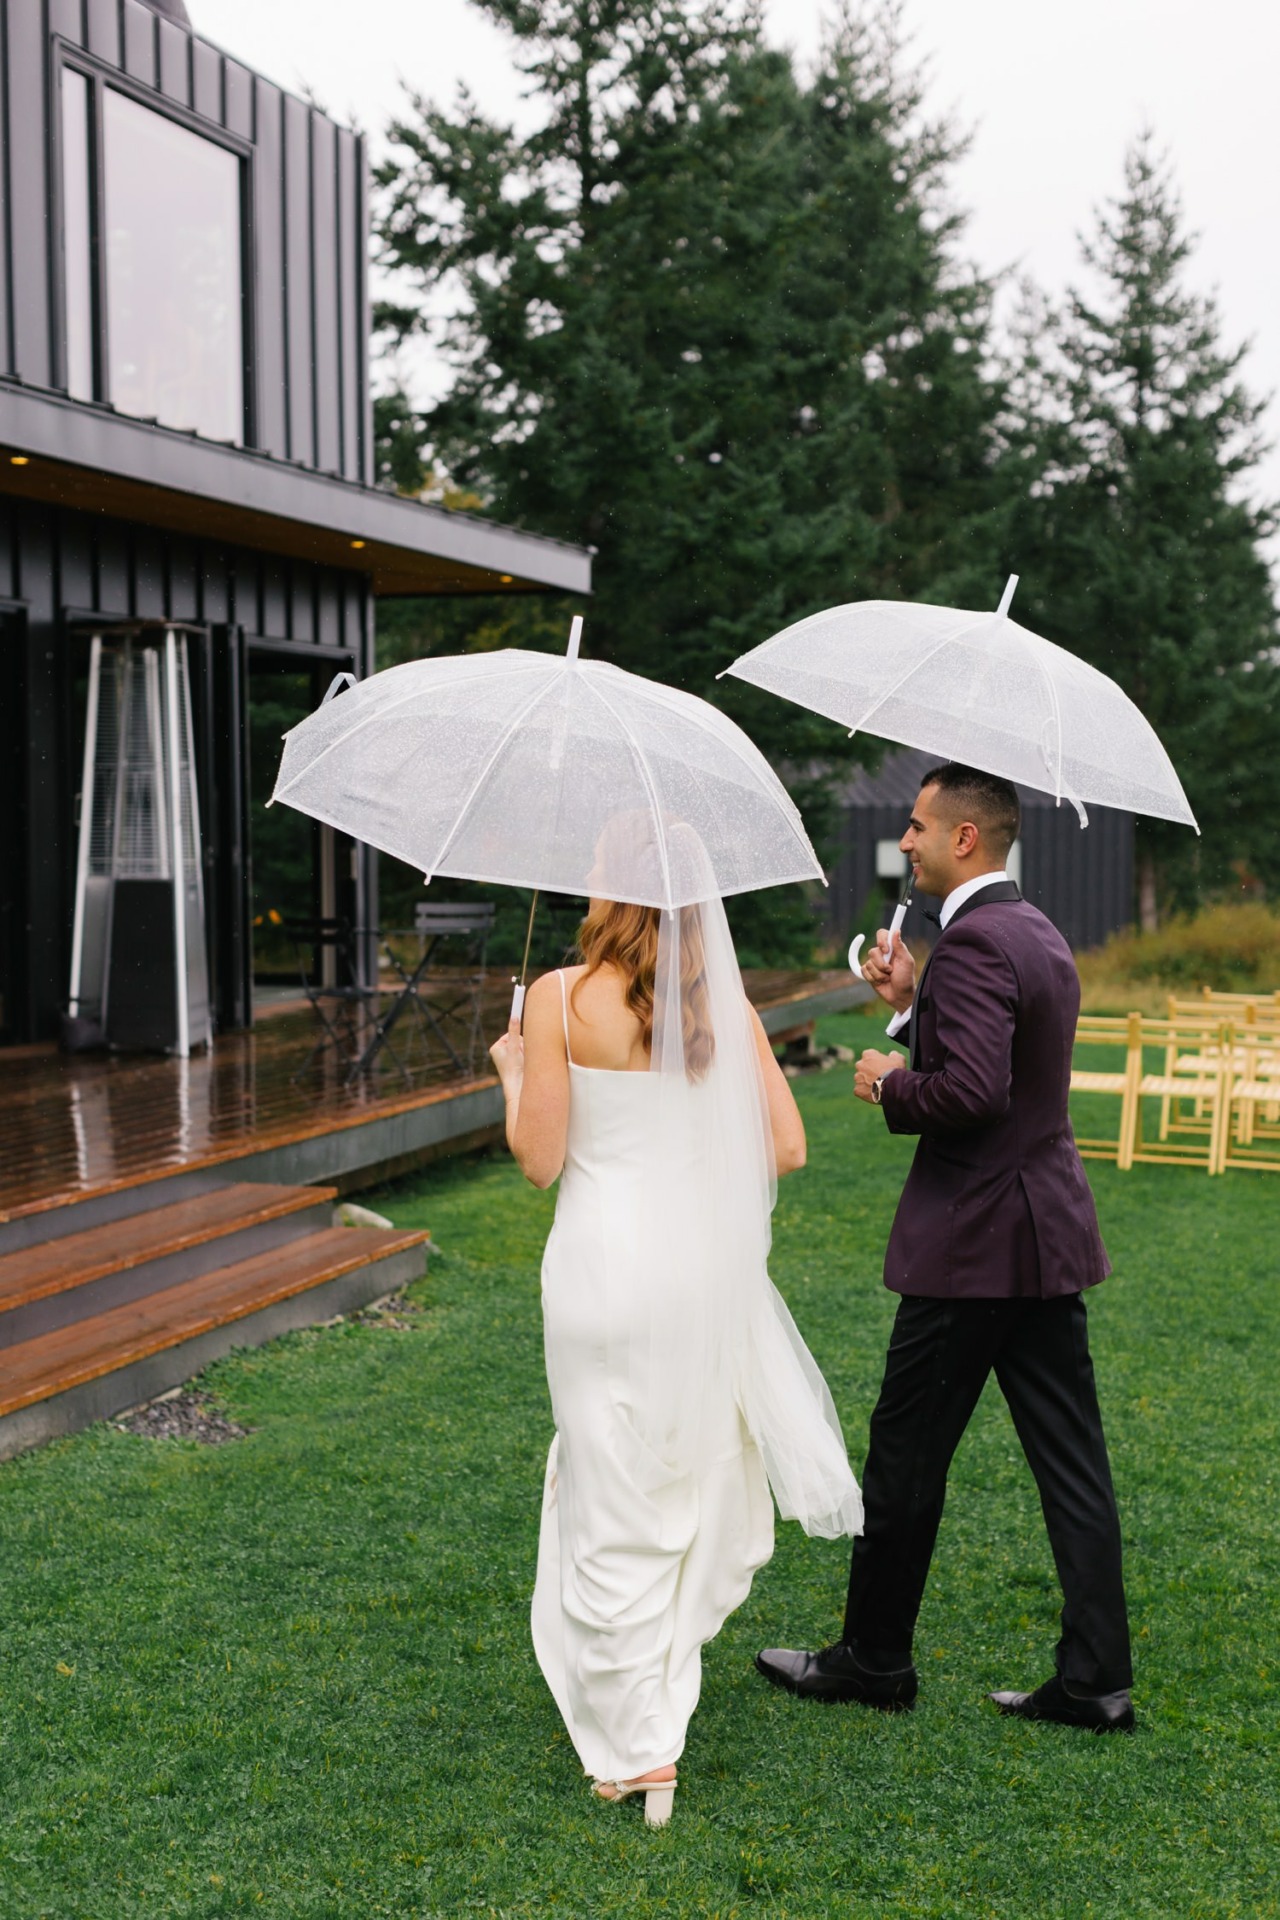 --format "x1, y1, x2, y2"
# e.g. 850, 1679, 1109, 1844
592, 1771, 677, 1828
